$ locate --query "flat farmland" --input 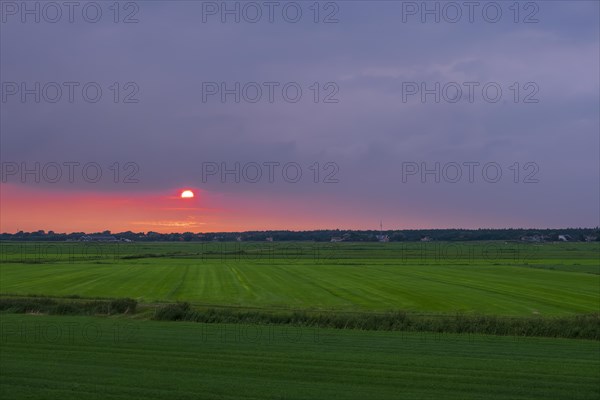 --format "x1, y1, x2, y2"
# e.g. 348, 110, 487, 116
1, 242, 598, 316
1, 314, 599, 400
